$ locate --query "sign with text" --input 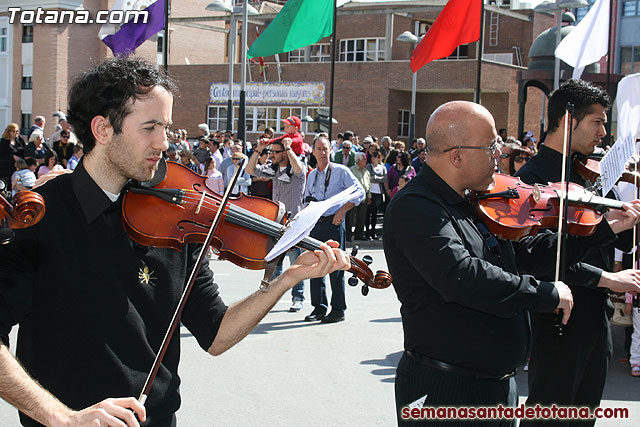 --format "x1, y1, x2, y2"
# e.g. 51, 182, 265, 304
209, 82, 326, 105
